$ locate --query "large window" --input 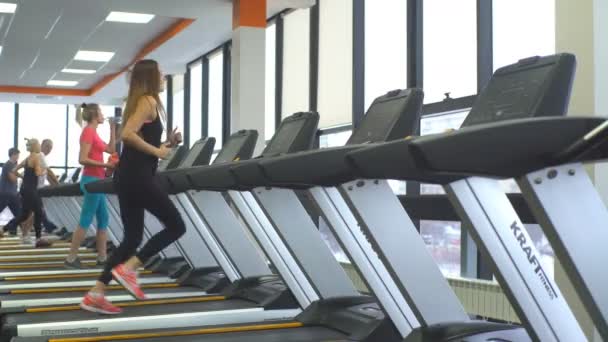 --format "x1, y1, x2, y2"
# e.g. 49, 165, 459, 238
208, 50, 224, 148
423, 0, 477, 103
318, 0, 353, 128
0, 103, 15, 163
18, 103, 67, 170
364, 0, 408, 110
282, 9, 310, 117
493, 0, 555, 70
172, 74, 185, 137
189, 62, 203, 146
265, 23, 277, 140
